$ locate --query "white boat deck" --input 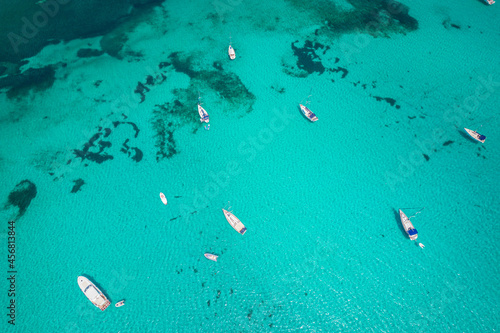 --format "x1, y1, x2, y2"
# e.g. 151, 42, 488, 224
222, 209, 247, 235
